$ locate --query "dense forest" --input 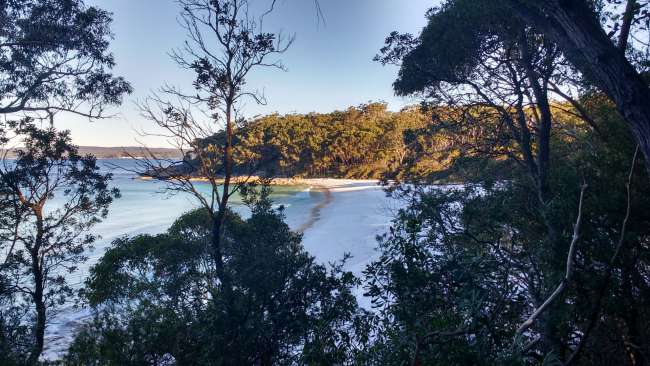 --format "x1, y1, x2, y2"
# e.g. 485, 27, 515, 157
235, 103, 430, 178
2, 0, 650, 365
190, 102, 455, 180
188, 102, 585, 182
